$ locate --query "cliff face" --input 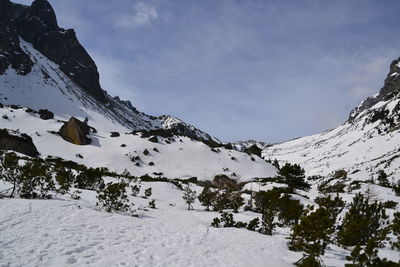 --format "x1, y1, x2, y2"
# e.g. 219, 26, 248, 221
0, 0, 105, 102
